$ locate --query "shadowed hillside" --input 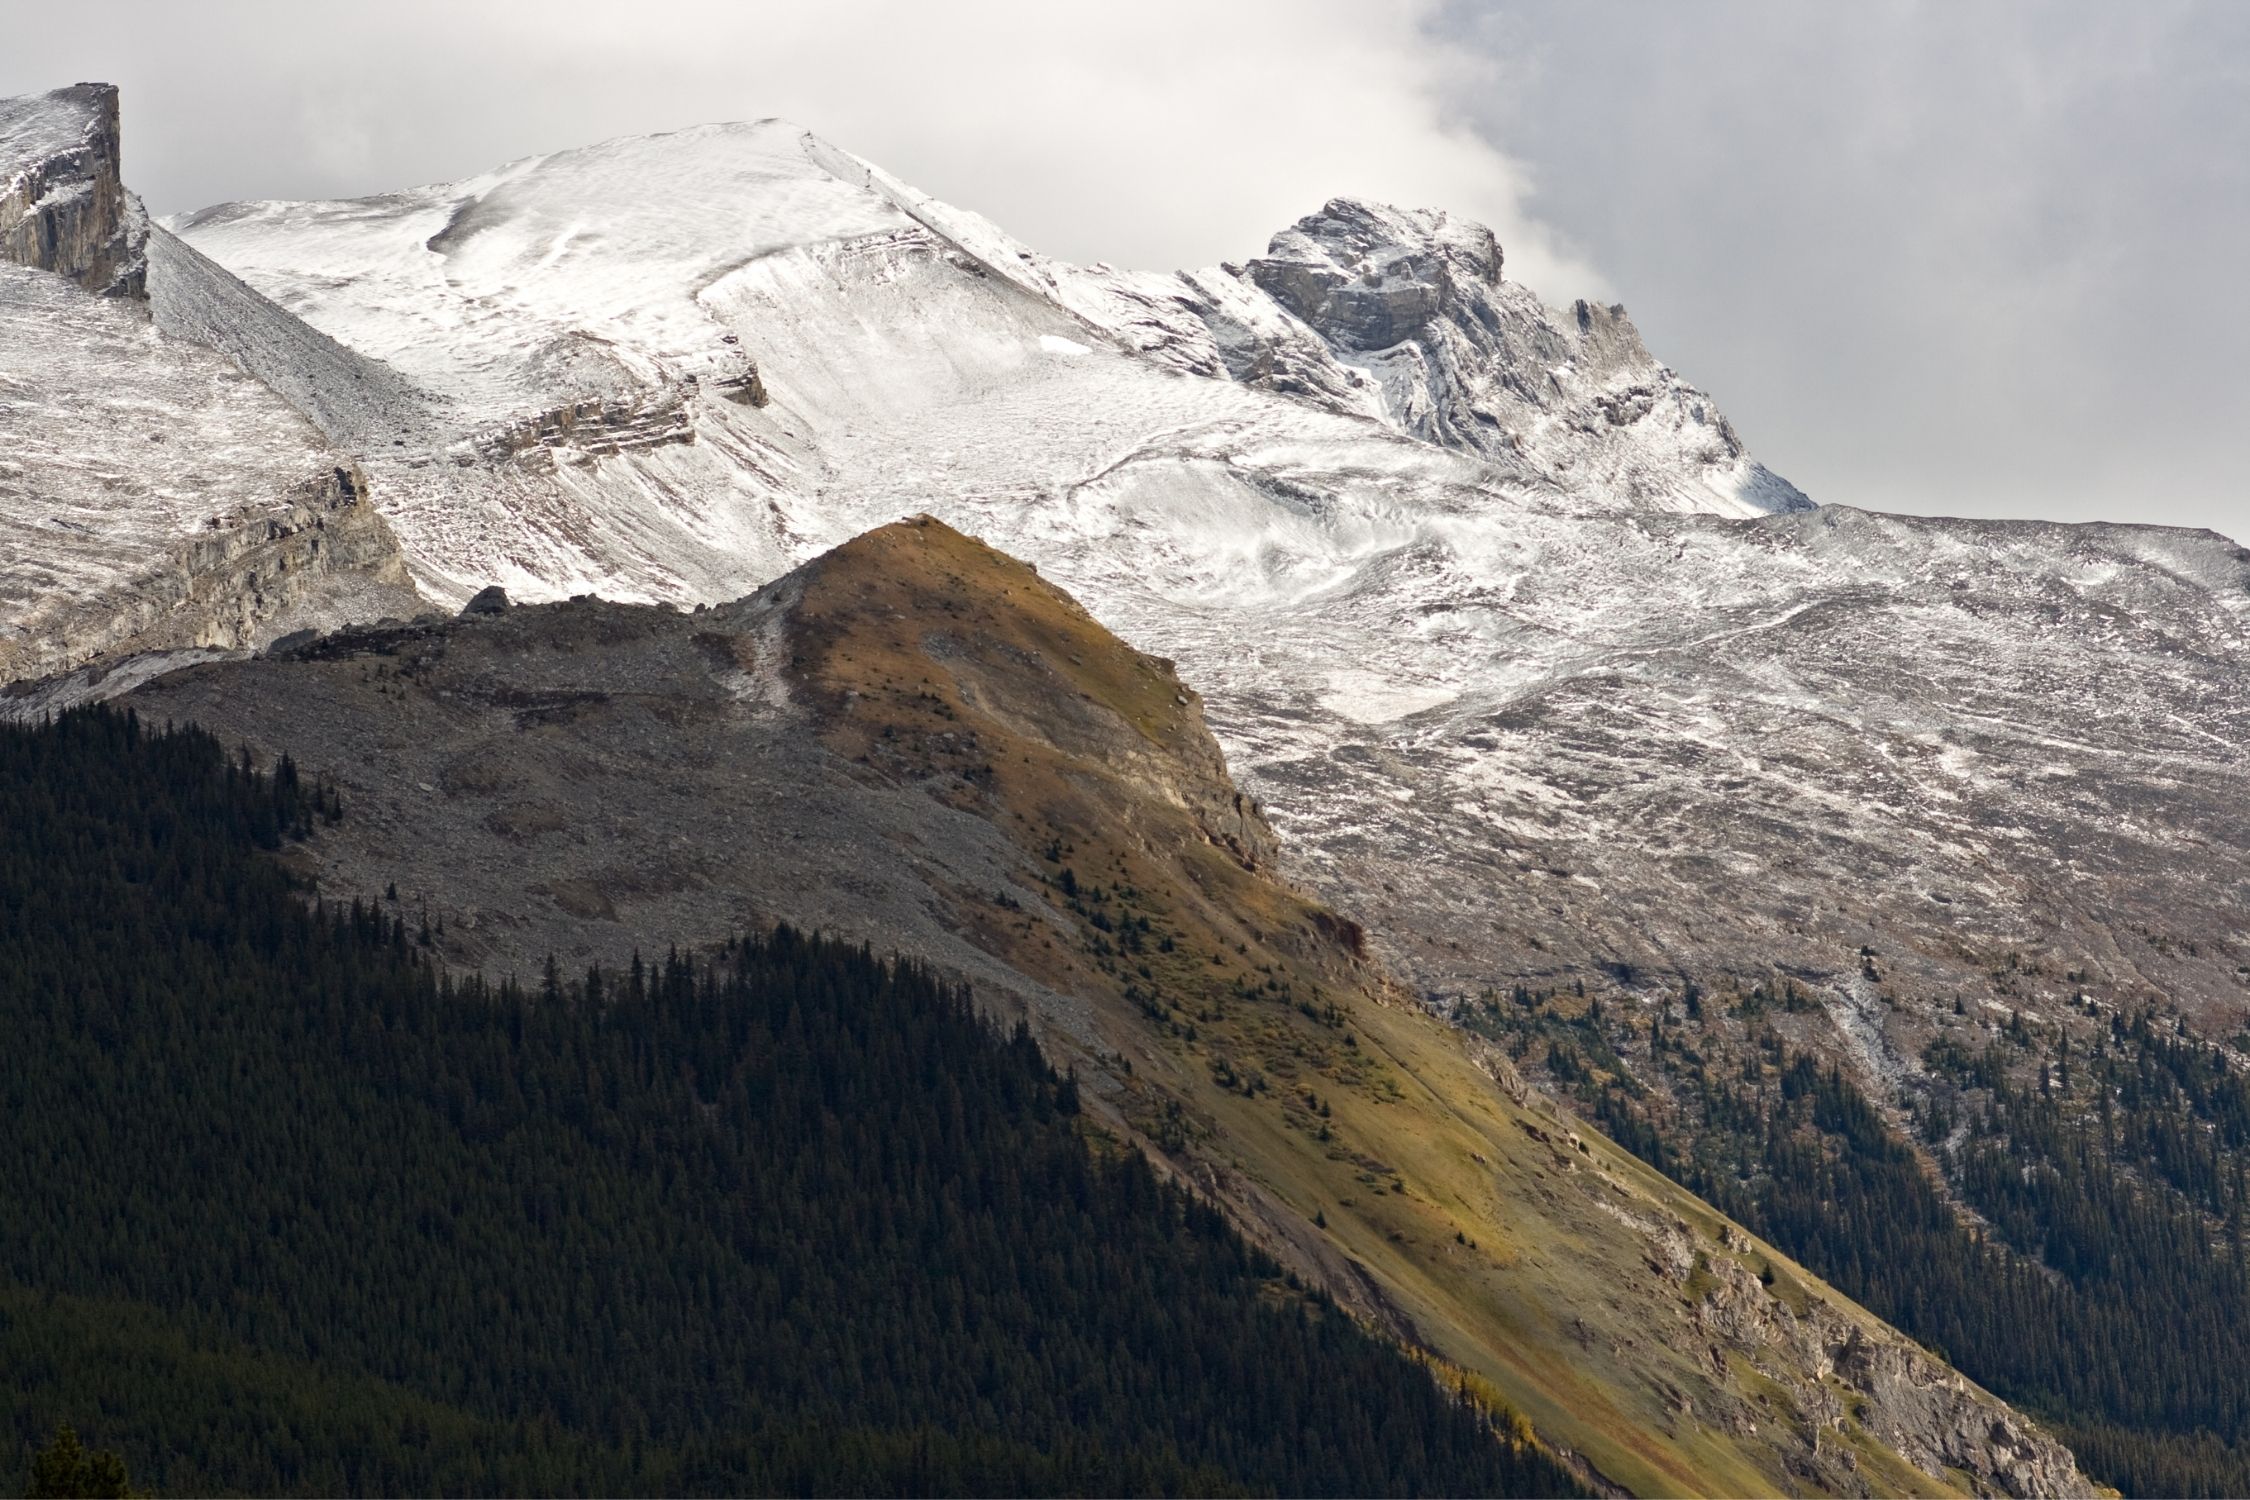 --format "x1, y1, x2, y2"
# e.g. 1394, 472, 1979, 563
77, 518, 2089, 1497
